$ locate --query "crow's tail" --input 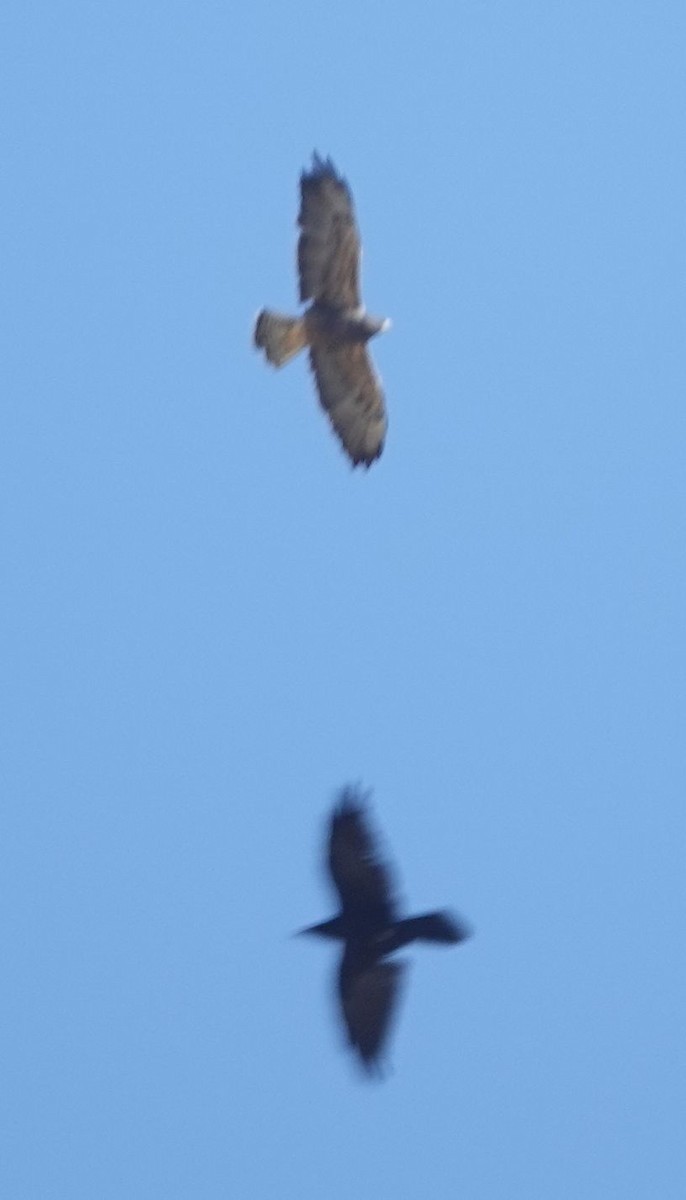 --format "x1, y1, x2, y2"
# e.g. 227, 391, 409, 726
392, 911, 472, 950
